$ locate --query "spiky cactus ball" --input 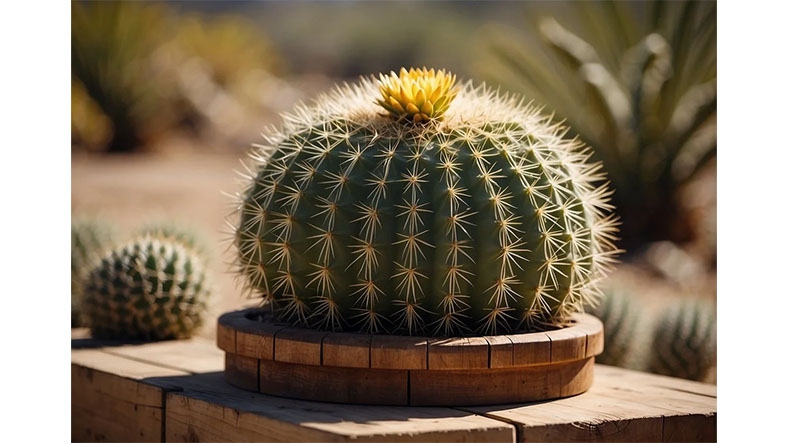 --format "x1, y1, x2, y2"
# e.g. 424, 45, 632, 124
232, 67, 619, 336
82, 235, 211, 340
72, 218, 115, 327
648, 298, 716, 381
